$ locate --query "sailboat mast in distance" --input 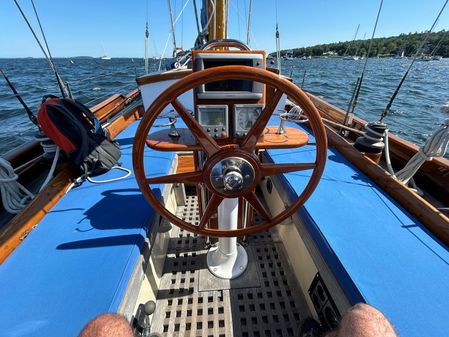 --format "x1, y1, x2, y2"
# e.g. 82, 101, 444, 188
343, 24, 360, 59
145, 22, 149, 74
144, 0, 149, 74
275, 0, 281, 74
100, 41, 111, 60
